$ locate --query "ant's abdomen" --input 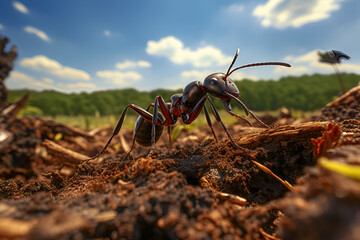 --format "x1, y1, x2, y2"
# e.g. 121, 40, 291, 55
134, 115, 164, 146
